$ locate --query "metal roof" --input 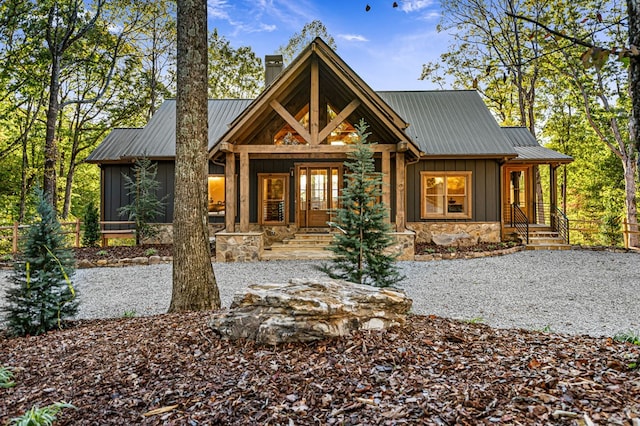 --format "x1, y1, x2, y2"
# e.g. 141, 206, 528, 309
377, 90, 518, 157
85, 128, 142, 163
88, 99, 252, 162
502, 127, 573, 163
88, 94, 571, 164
